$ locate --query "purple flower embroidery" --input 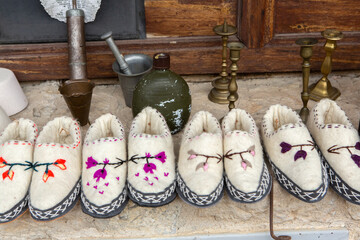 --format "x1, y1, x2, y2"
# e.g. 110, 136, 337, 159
355, 142, 360, 151
154, 151, 167, 163
280, 142, 292, 153
94, 169, 107, 182
351, 154, 360, 168
103, 158, 110, 164
86, 156, 98, 169
145, 152, 151, 158
143, 163, 157, 174
294, 150, 307, 161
